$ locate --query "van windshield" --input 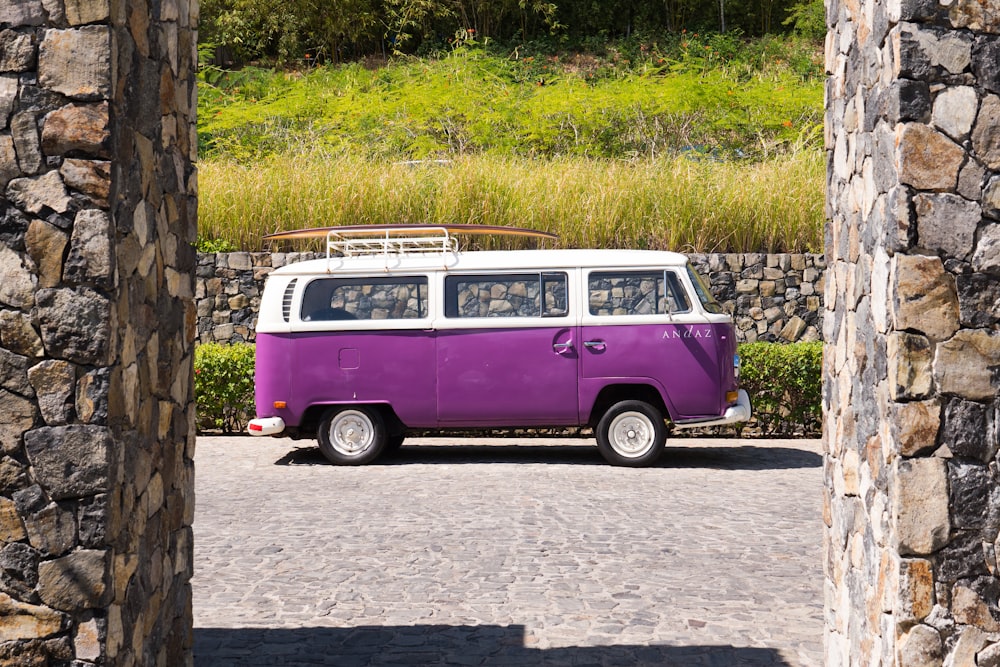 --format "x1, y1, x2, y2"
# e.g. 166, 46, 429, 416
686, 264, 724, 314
